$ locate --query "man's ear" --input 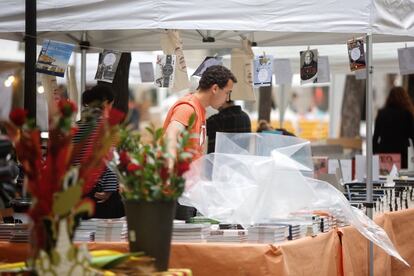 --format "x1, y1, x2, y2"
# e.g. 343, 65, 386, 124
211, 84, 219, 95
